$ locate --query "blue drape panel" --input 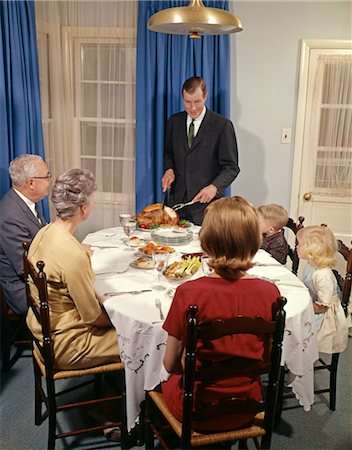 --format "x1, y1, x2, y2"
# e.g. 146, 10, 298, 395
0, 0, 48, 219
136, 0, 231, 212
